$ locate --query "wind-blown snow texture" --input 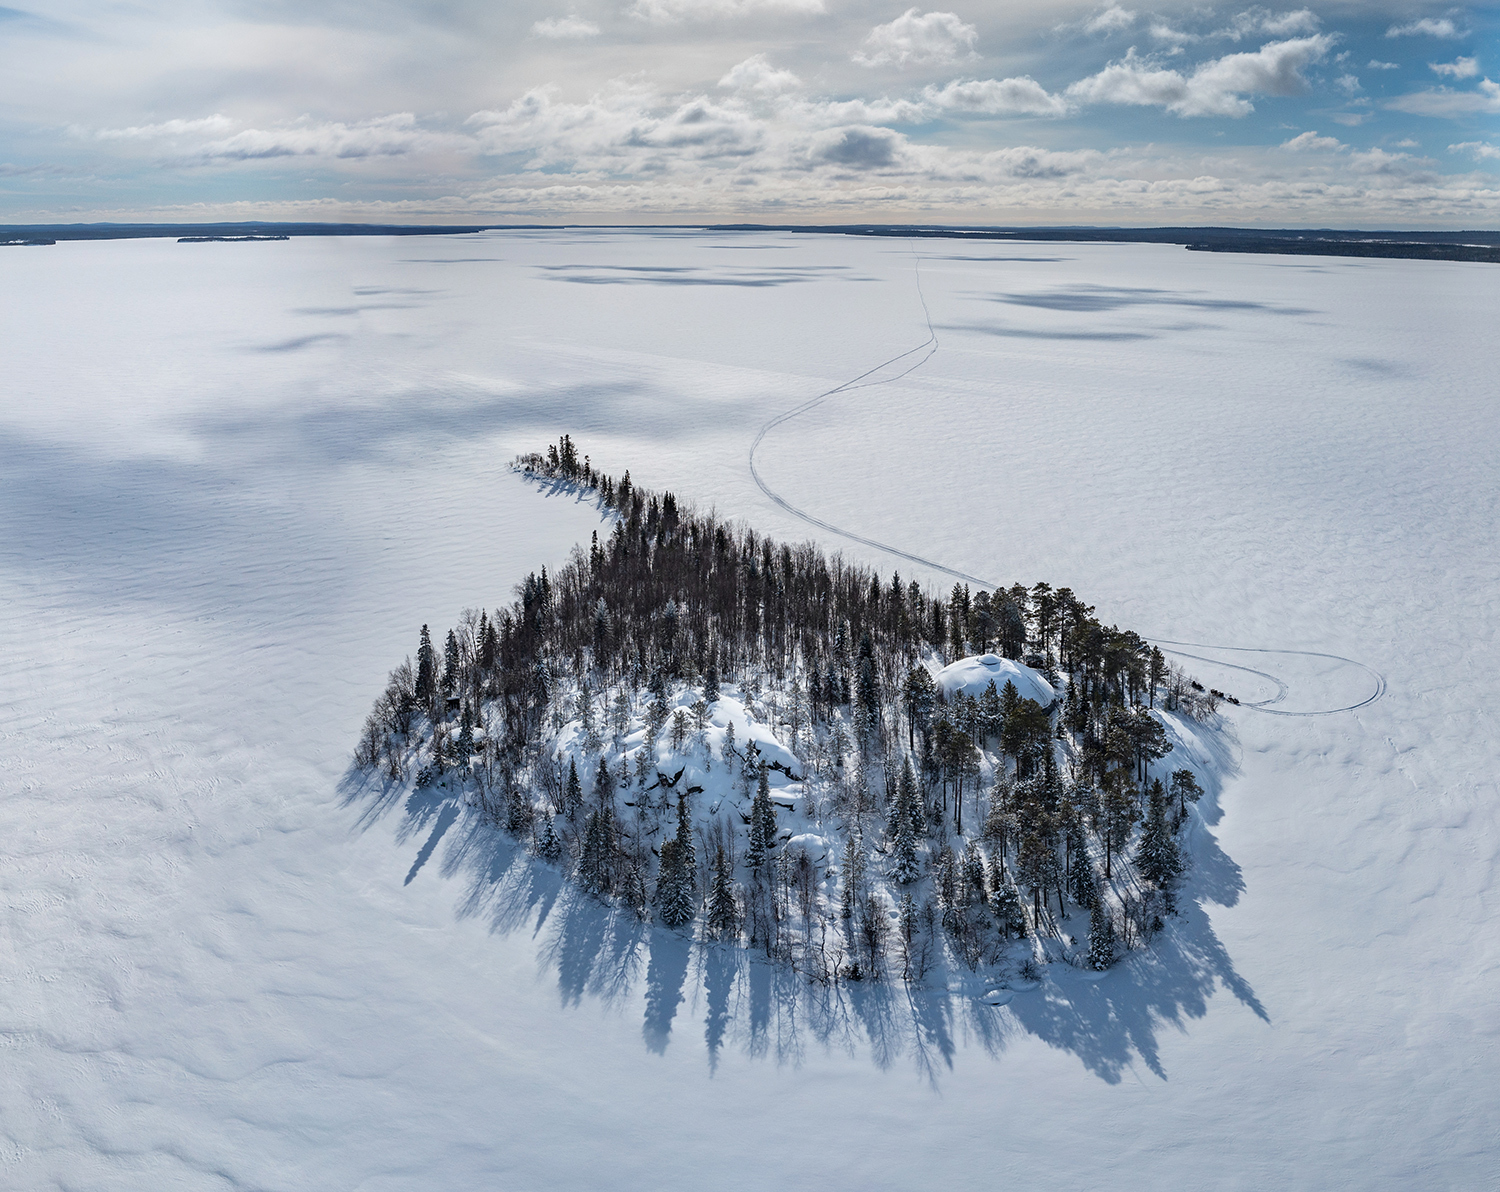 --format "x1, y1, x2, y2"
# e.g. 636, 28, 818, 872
2, 230, 1496, 1188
